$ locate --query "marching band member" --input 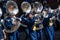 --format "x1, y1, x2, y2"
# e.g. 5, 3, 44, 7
32, 1, 43, 40
4, 14, 17, 40
42, 9, 55, 40
21, 1, 32, 40
32, 8, 43, 40
35, 14, 43, 40
25, 13, 37, 40
13, 16, 20, 40
20, 13, 30, 40
3, 1, 20, 40
20, 12, 37, 40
